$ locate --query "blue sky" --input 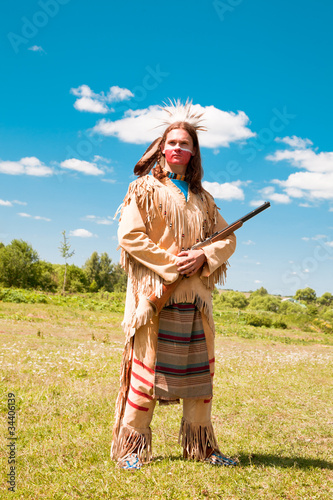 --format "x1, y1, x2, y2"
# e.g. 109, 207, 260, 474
1, 0, 332, 296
